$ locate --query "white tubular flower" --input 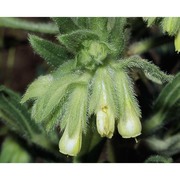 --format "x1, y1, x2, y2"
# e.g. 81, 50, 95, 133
59, 79, 90, 156
96, 82, 115, 138
117, 101, 142, 138
115, 70, 142, 139
59, 122, 82, 156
